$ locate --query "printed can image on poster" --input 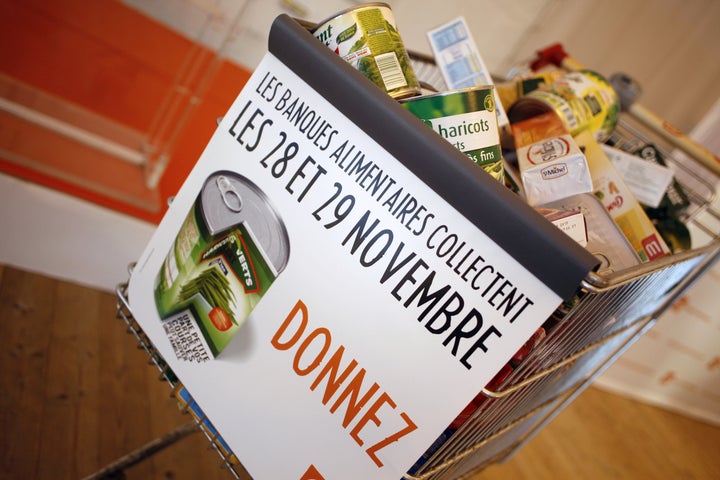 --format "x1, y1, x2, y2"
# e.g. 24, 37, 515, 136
154, 171, 290, 361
